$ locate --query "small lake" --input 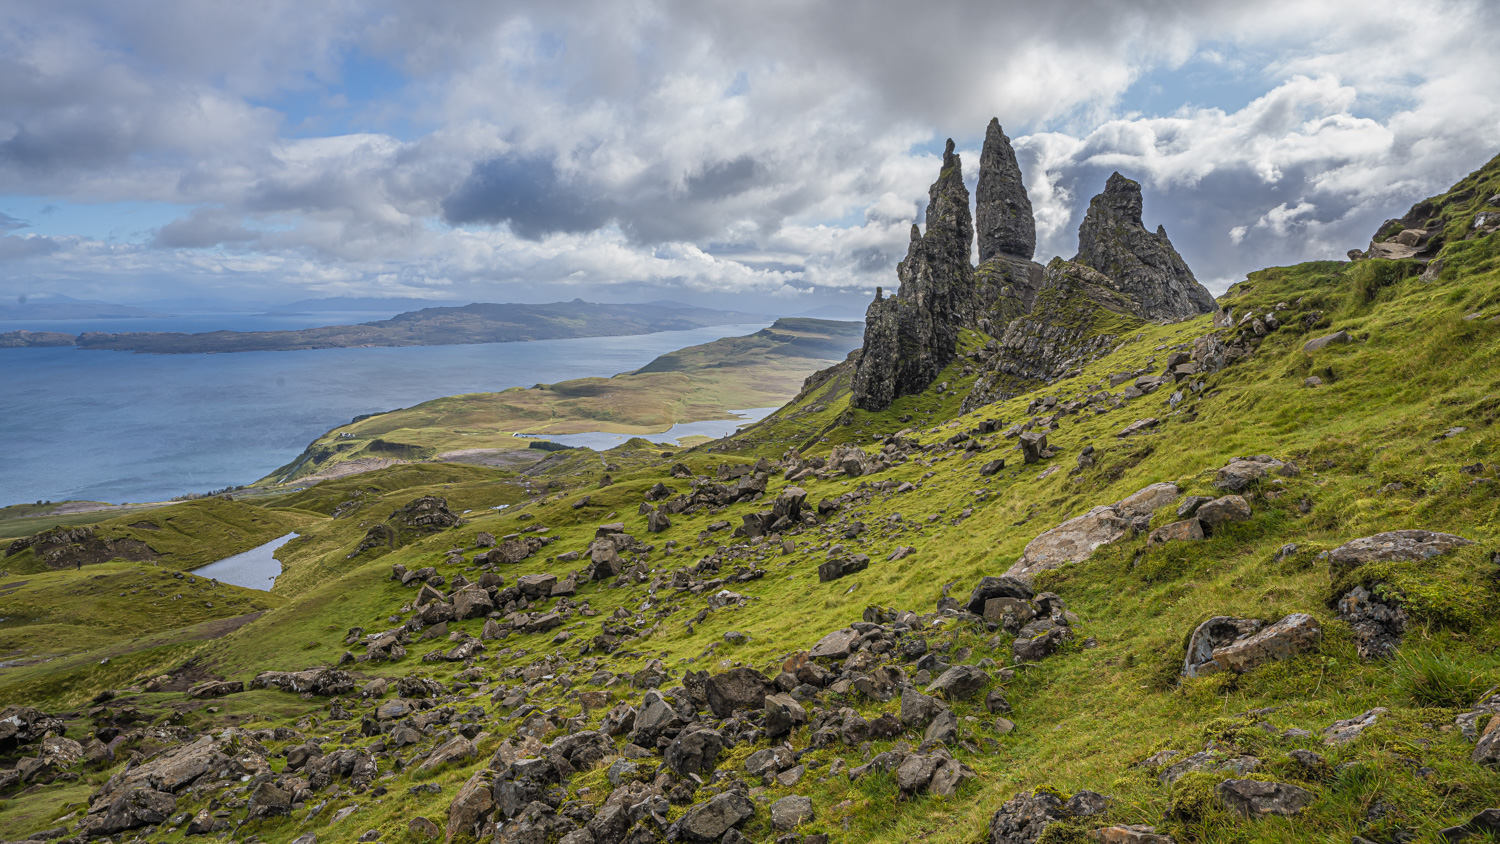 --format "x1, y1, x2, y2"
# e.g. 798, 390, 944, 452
534, 407, 779, 451
191, 532, 299, 591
